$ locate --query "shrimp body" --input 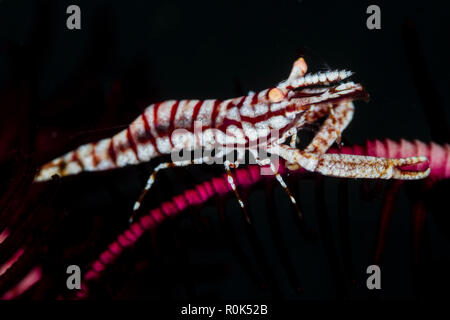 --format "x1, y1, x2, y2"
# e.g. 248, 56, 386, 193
34, 58, 429, 183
